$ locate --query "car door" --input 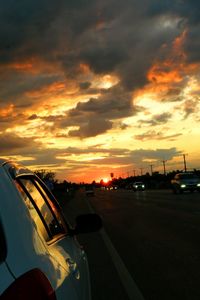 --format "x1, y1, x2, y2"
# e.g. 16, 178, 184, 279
15, 175, 91, 300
